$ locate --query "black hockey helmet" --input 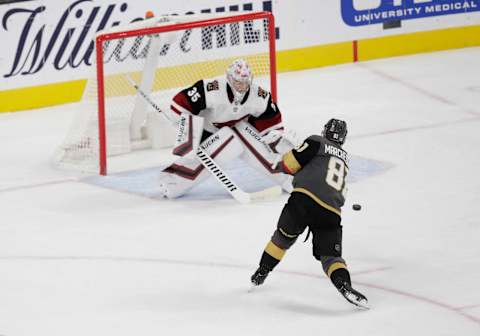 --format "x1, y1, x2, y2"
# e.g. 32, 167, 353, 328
323, 118, 347, 145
